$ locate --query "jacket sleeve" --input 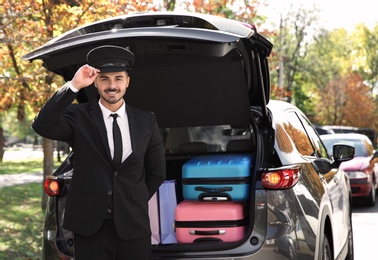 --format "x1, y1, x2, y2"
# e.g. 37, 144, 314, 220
144, 114, 166, 198
32, 82, 78, 142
